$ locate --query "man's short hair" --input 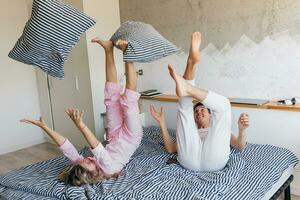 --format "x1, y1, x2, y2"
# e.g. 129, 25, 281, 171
193, 102, 211, 113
